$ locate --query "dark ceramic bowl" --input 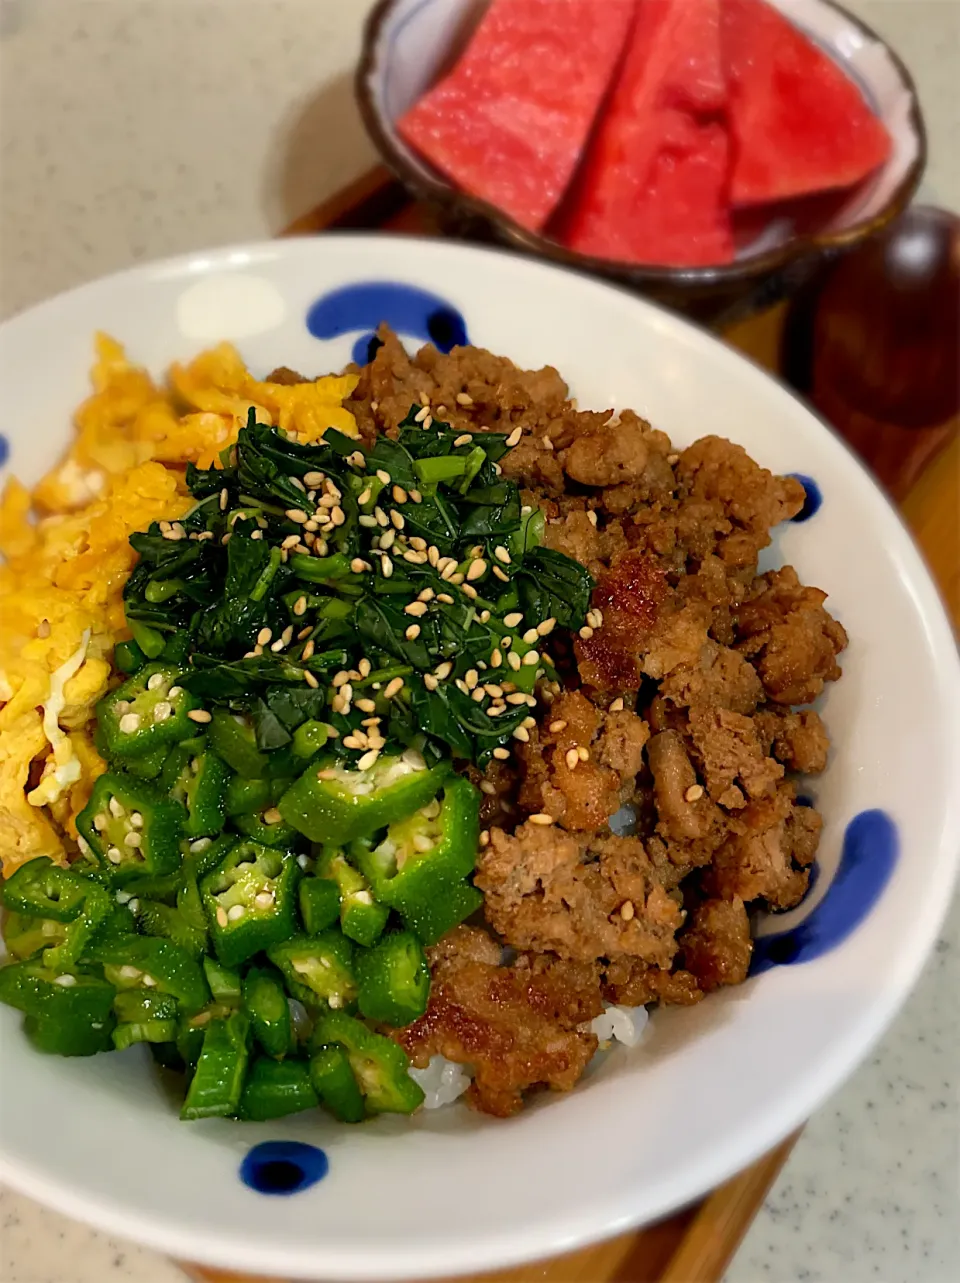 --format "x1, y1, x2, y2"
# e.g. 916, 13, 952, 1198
357, 0, 926, 327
